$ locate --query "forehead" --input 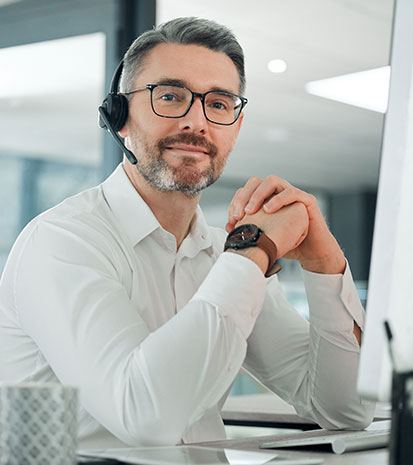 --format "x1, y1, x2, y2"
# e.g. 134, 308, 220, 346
136, 43, 241, 94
